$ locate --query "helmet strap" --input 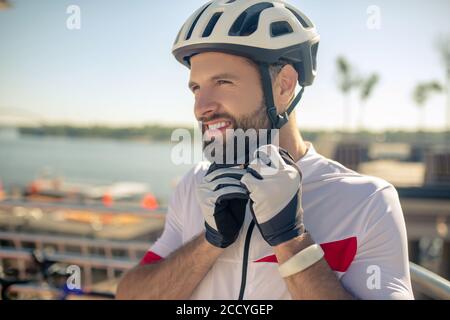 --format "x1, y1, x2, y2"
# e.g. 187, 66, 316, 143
258, 63, 305, 130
